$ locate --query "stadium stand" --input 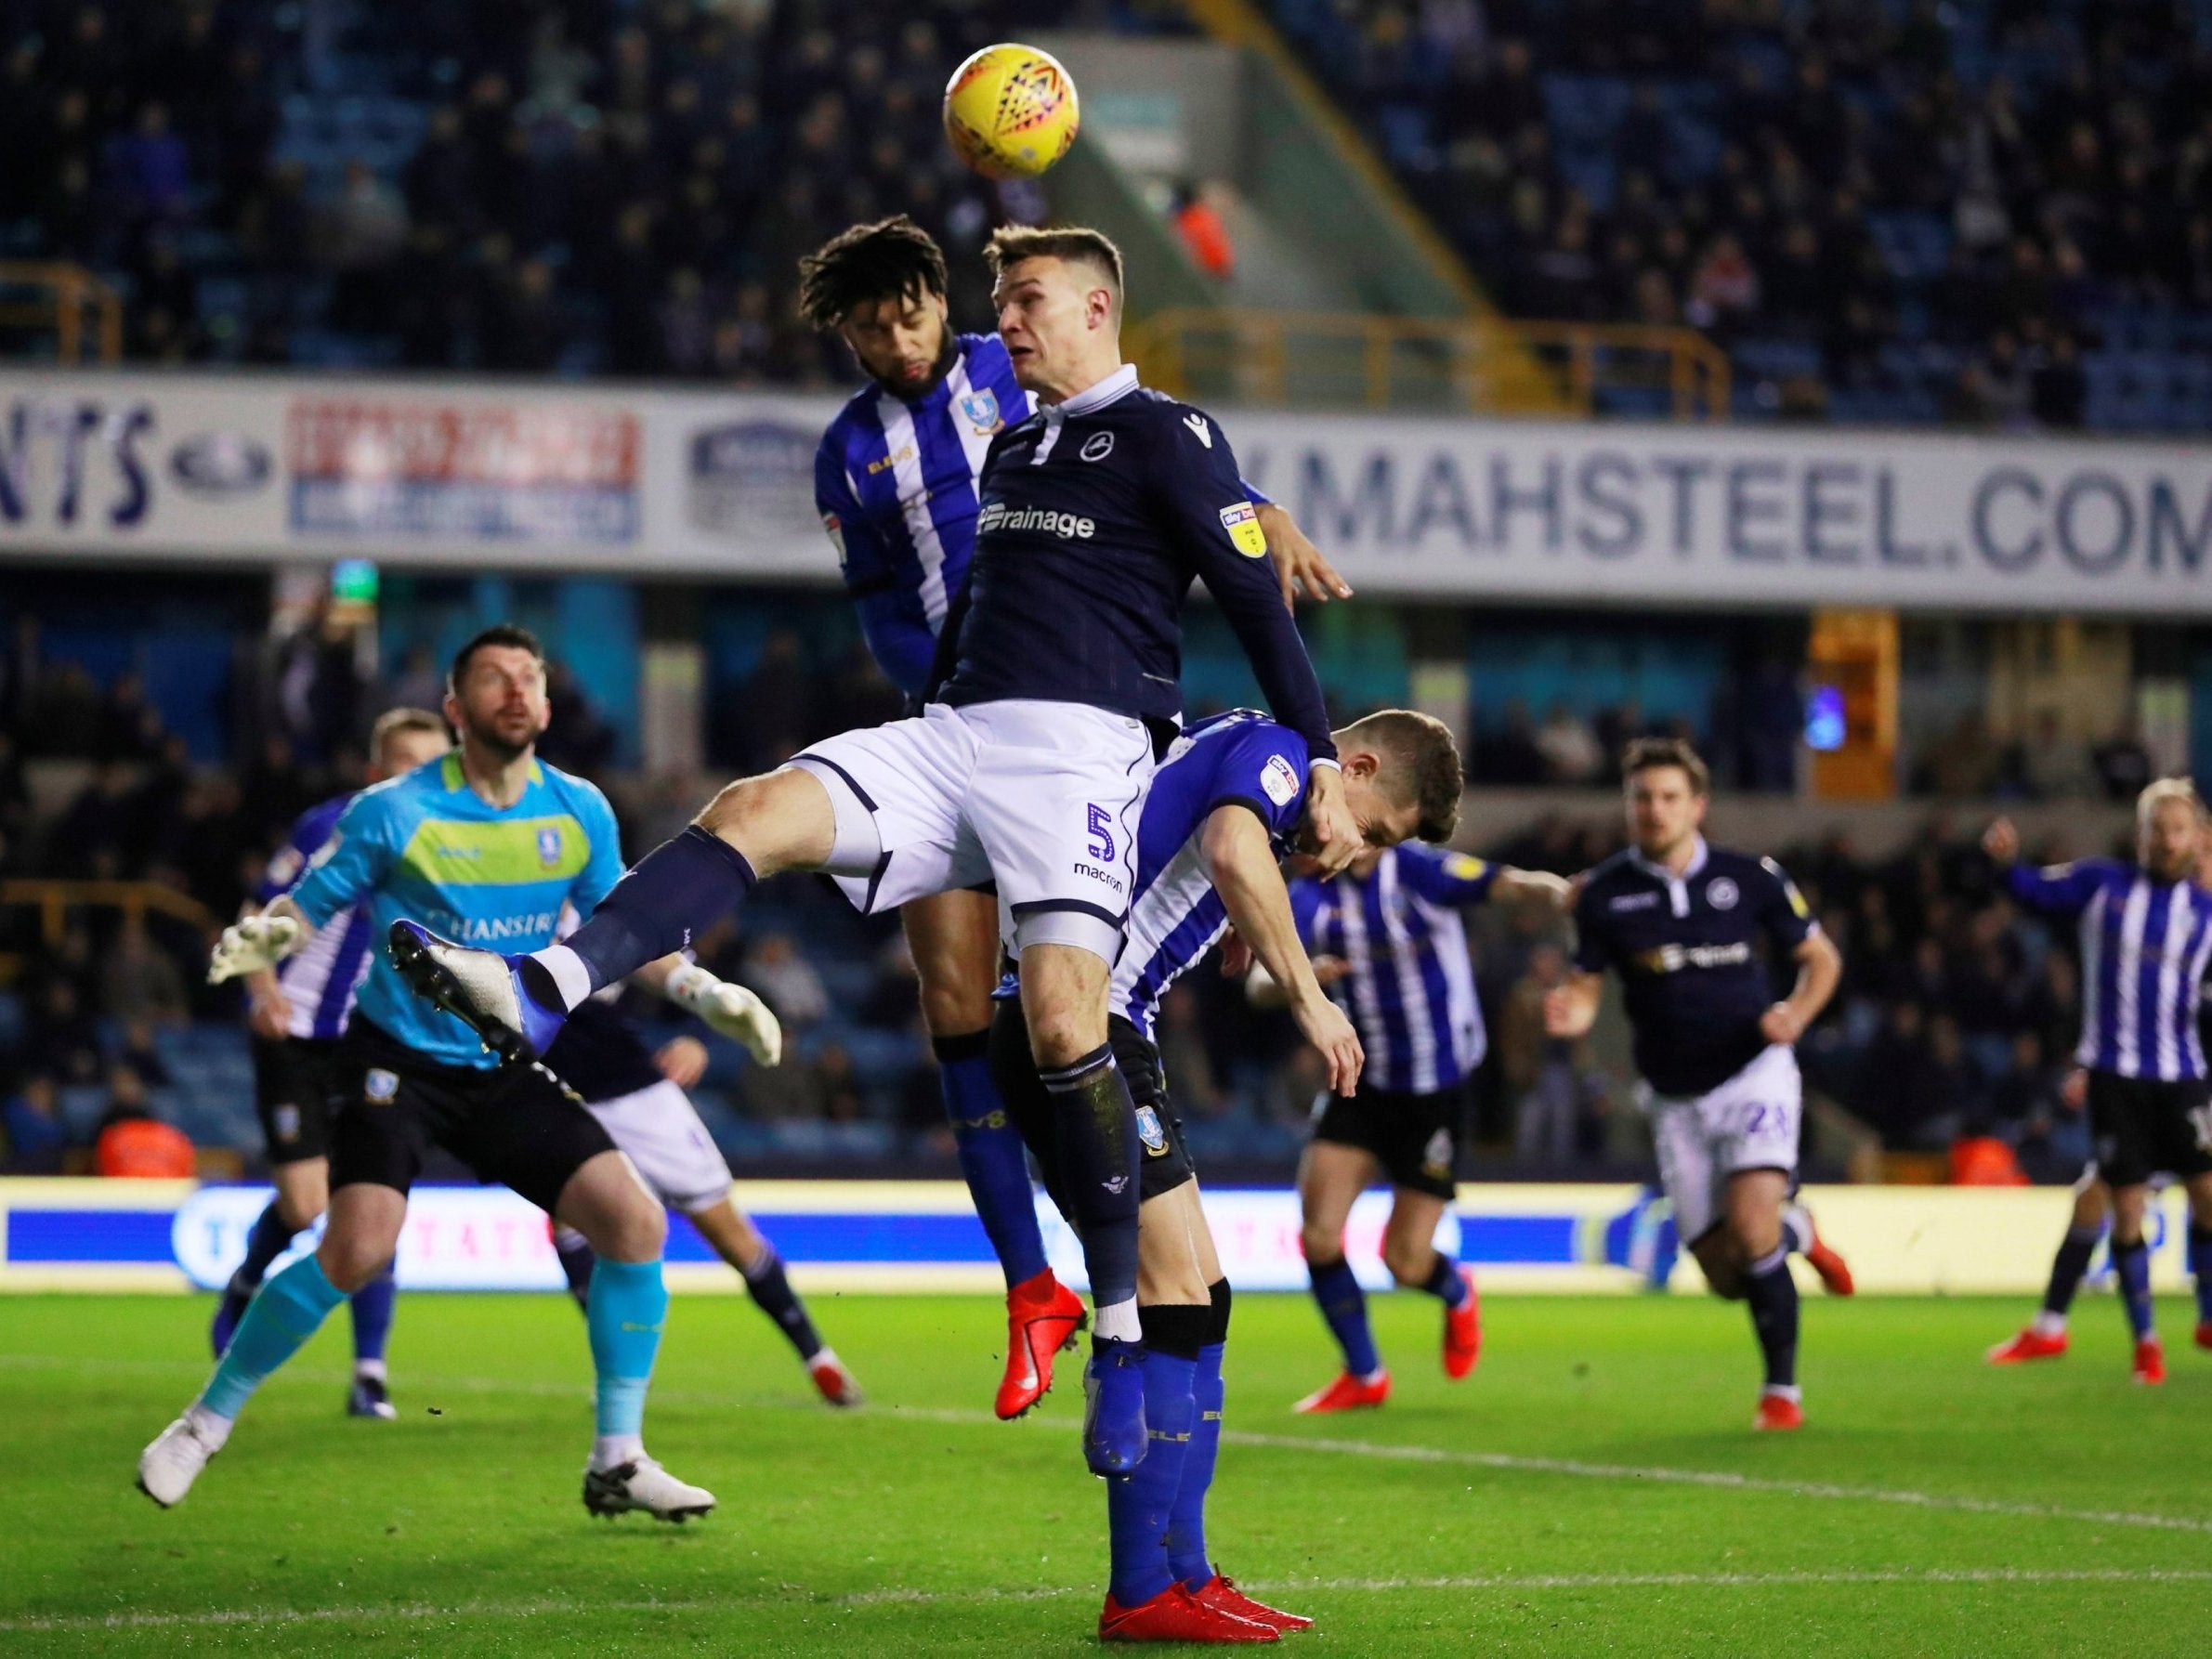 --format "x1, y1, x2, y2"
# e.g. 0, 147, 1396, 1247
1265, 0, 2212, 430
